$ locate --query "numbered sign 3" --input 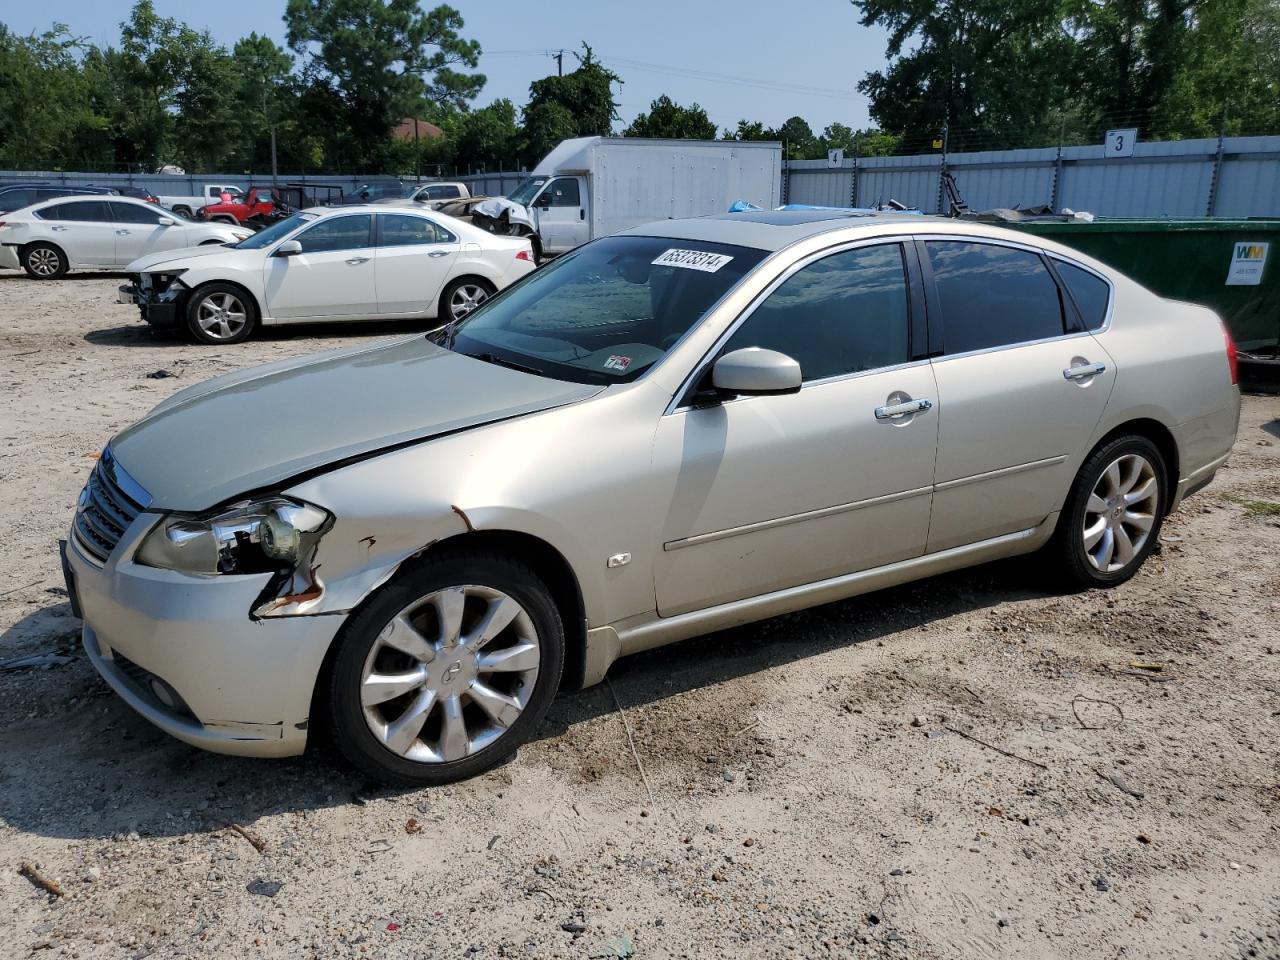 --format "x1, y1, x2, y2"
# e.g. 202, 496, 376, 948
1105, 128, 1137, 159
